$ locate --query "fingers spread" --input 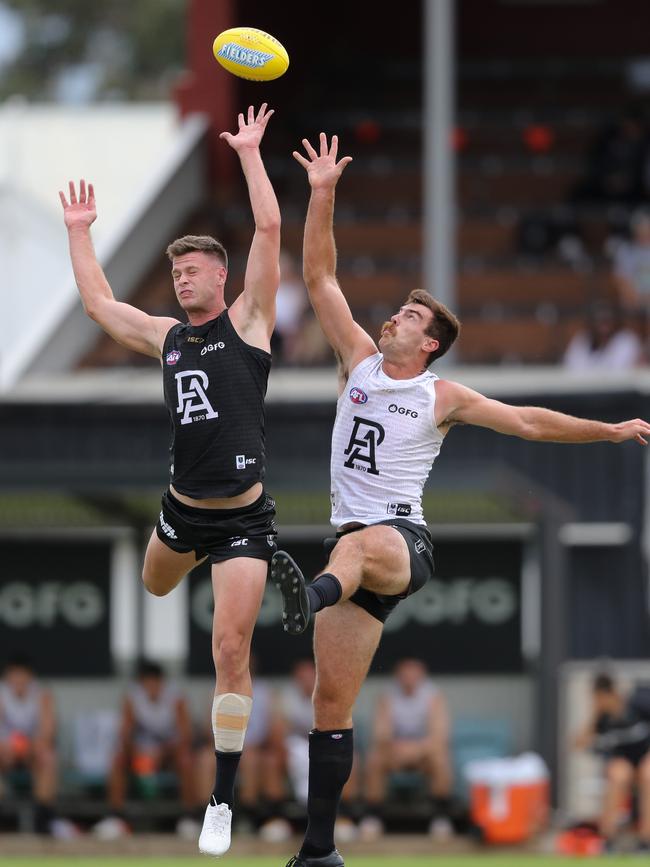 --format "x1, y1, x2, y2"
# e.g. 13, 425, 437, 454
302, 138, 318, 160
319, 132, 327, 157
293, 151, 310, 169
58, 190, 68, 208
68, 180, 77, 203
